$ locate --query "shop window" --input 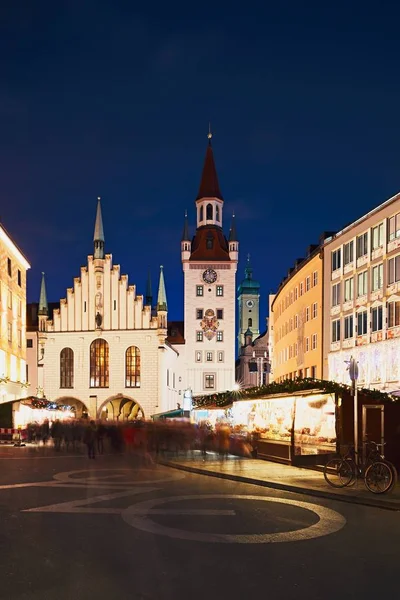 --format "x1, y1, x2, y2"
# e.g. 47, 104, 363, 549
90, 339, 109, 388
